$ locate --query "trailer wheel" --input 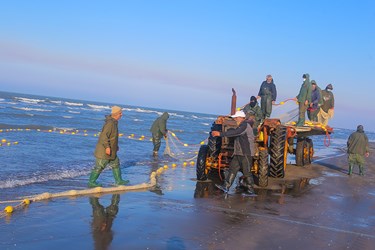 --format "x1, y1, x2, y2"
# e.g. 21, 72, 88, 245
296, 138, 312, 166
269, 126, 287, 178
196, 145, 209, 181
258, 147, 269, 187
306, 138, 314, 164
